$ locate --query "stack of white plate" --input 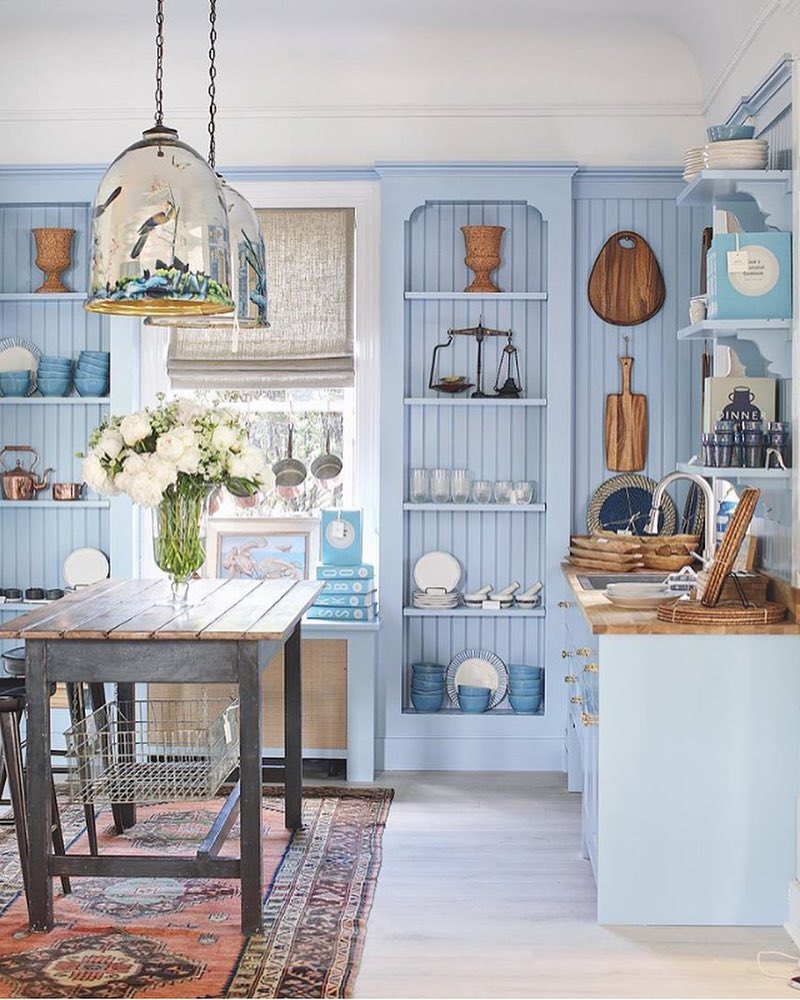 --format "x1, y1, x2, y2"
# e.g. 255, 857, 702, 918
703, 138, 768, 171
683, 147, 704, 181
412, 590, 462, 609
603, 582, 676, 610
